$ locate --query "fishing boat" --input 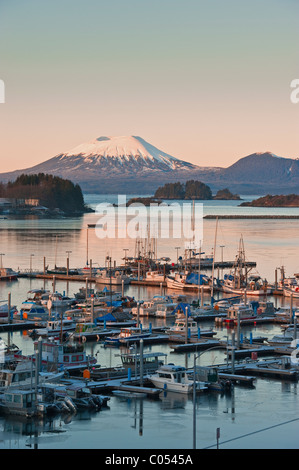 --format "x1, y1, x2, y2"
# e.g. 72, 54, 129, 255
104, 327, 152, 346
26, 289, 50, 303
29, 319, 77, 338
148, 364, 207, 394
95, 270, 130, 286
46, 265, 79, 275
15, 339, 97, 372
0, 360, 64, 391
131, 296, 171, 317
73, 322, 120, 342
116, 351, 167, 376
77, 265, 99, 276
223, 302, 257, 325
0, 302, 18, 320
144, 270, 165, 283
46, 383, 107, 410
221, 274, 271, 296
17, 302, 49, 321
131, 300, 157, 317
166, 271, 210, 292
274, 306, 292, 320
155, 303, 177, 318
219, 237, 271, 296
267, 333, 296, 347
40, 292, 76, 308
0, 388, 41, 417
283, 278, 299, 298
0, 337, 21, 363
166, 317, 215, 337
